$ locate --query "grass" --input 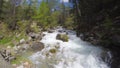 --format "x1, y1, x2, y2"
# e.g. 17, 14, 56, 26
11, 55, 30, 64
0, 21, 40, 66
0, 37, 12, 45
11, 50, 33, 64
0, 31, 28, 47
